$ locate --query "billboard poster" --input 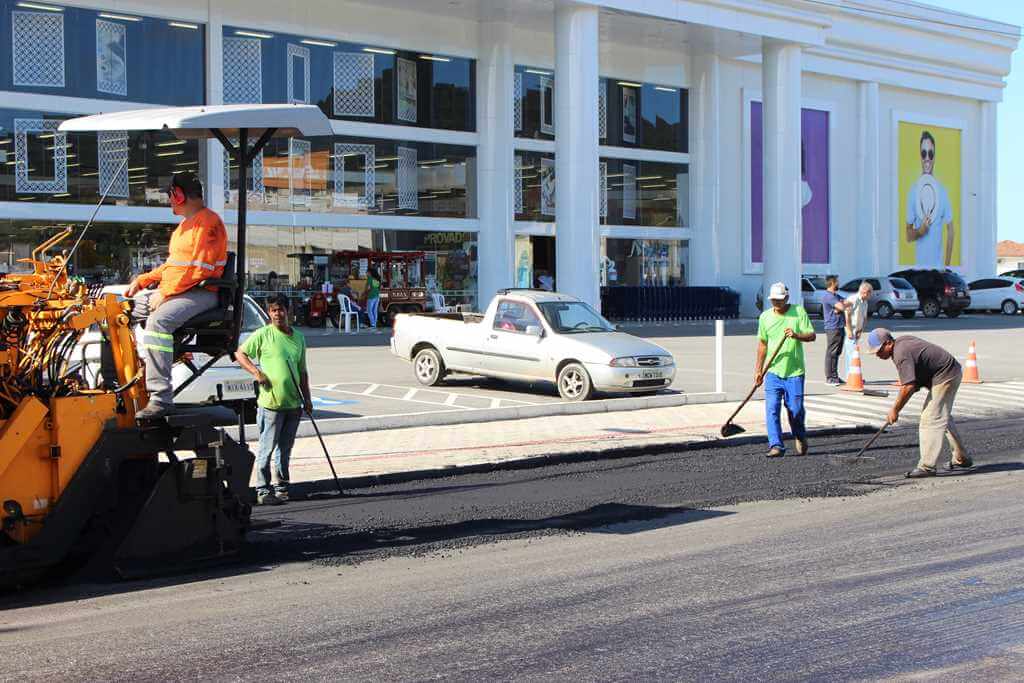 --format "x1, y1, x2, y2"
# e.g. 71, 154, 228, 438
750, 102, 830, 264
515, 235, 533, 288
897, 121, 961, 267
397, 57, 417, 123
96, 19, 128, 96
622, 87, 637, 144
540, 157, 555, 216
